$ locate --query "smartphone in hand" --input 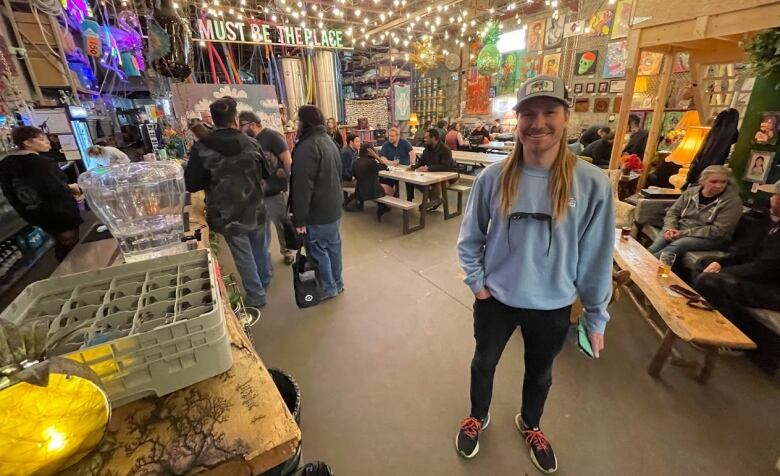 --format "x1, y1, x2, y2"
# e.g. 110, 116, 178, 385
577, 320, 596, 359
